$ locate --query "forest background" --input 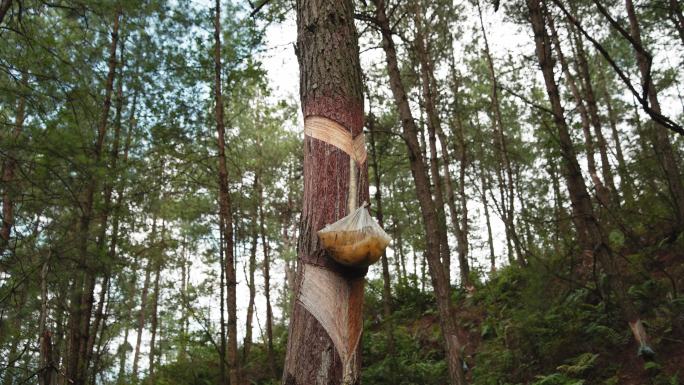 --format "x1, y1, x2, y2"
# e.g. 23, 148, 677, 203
1, 0, 683, 384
